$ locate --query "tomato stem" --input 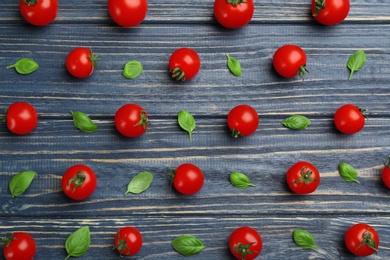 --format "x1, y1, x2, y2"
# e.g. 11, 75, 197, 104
313, 0, 326, 17
298, 65, 308, 81
88, 52, 101, 69
294, 167, 318, 185
227, 0, 246, 6
231, 128, 241, 138
134, 111, 149, 131
355, 229, 378, 254
234, 242, 256, 260
23, 0, 39, 6
2, 235, 16, 247
68, 171, 87, 193
171, 67, 186, 81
